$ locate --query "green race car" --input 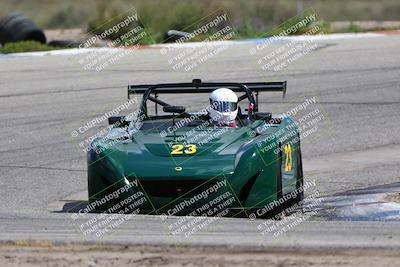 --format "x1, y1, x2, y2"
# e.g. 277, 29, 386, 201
87, 79, 303, 219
